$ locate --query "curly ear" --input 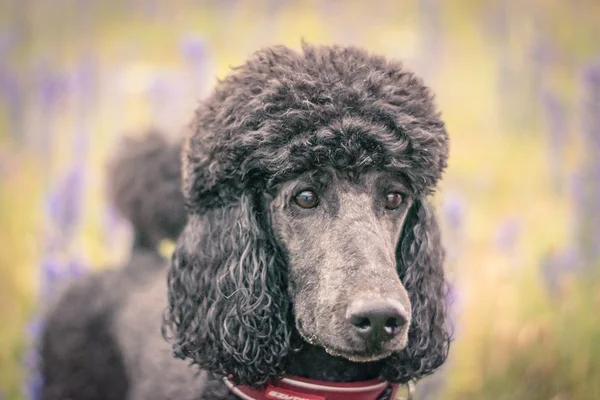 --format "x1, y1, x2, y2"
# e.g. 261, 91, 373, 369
381, 199, 451, 383
163, 194, 291, 387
